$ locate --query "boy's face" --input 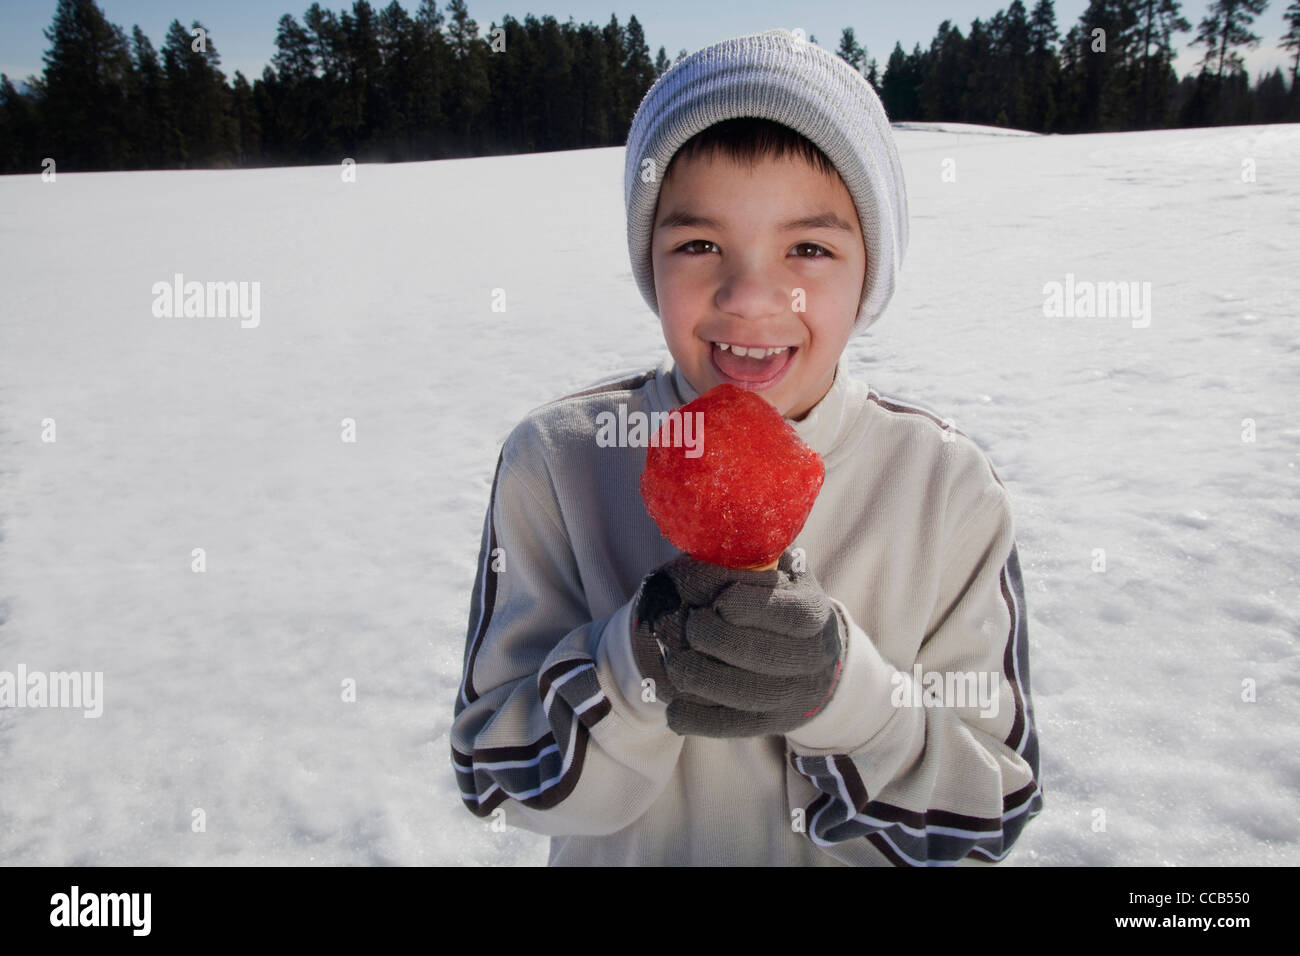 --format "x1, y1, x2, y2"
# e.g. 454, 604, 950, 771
650, 149, 866, 420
